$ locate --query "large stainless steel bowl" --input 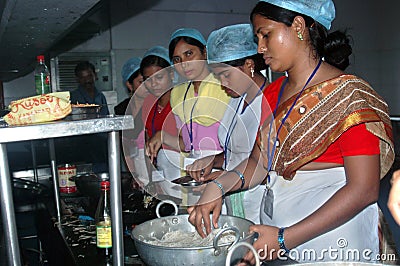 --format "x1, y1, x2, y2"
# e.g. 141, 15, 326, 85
131, 214, 256, 266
